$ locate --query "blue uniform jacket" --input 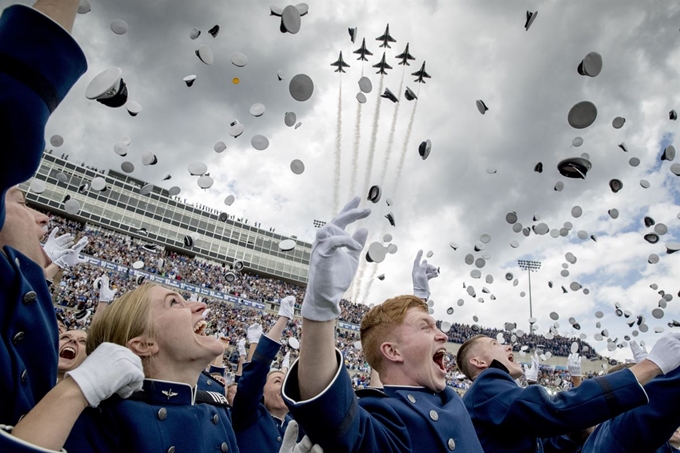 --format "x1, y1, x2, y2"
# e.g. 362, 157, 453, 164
283, 349, 484, 452
583, 366, 680, 453
0, 4, 86, 426
64, 379, 240, 453
199, 369, 227, 393
232, 335, 292, 453
463, 366, 649, 453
